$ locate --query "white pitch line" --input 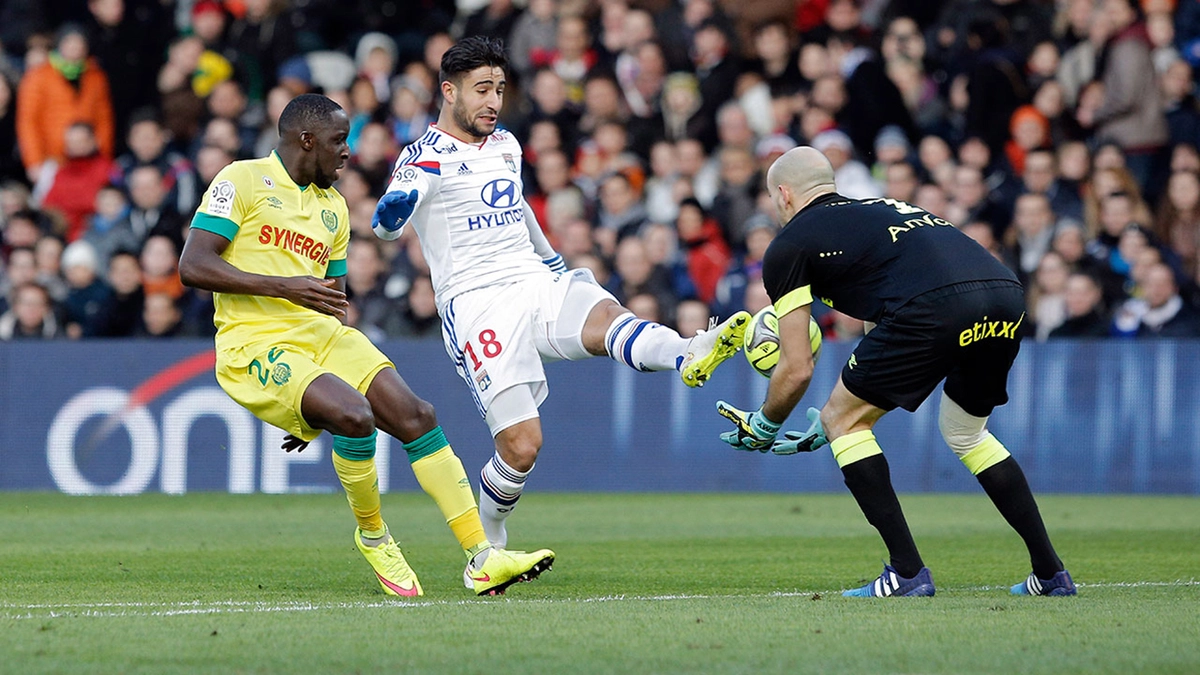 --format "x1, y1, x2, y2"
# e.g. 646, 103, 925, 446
1, 580, 1196, 621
